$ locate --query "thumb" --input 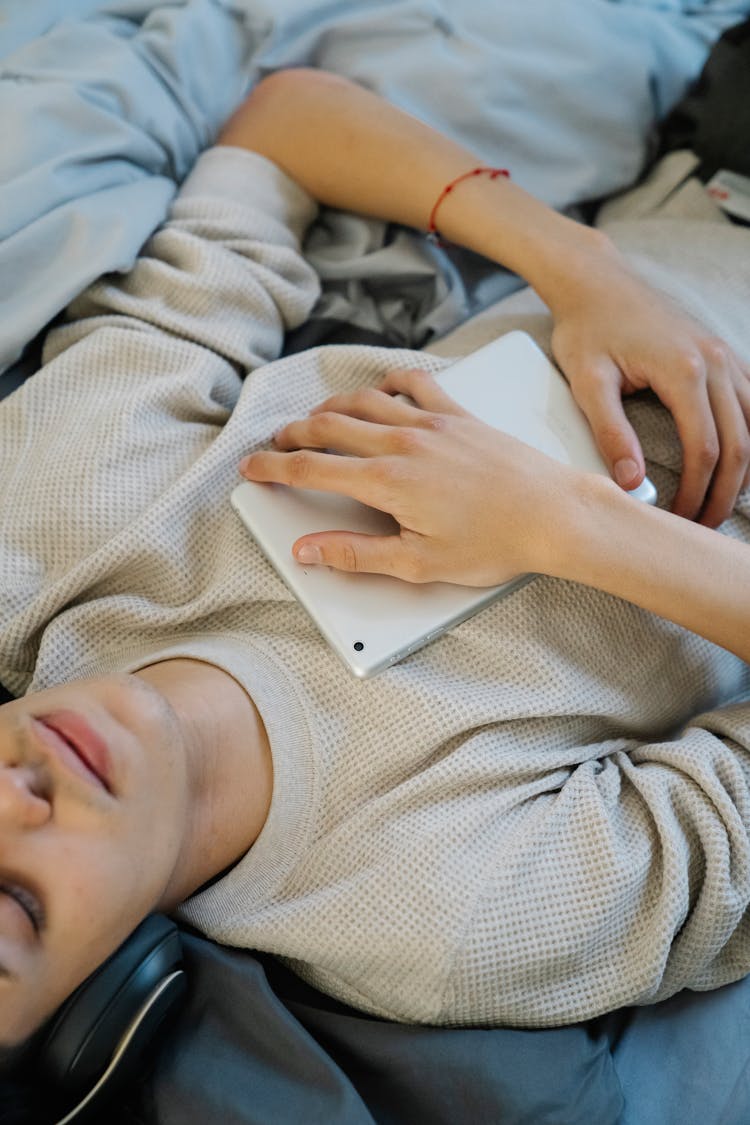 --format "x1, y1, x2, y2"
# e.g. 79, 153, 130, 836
293, 531, 415, 580
573, 367, 645, 490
